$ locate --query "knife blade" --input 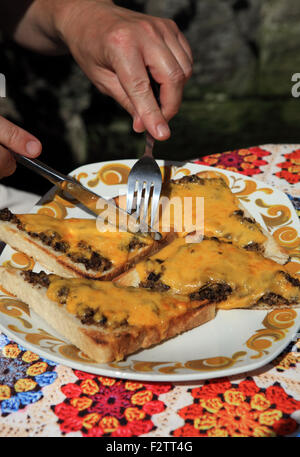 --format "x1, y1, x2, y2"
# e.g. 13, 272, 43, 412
13, 154, 162, 241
